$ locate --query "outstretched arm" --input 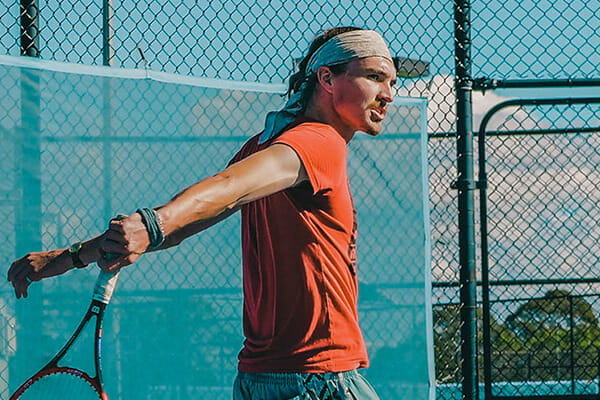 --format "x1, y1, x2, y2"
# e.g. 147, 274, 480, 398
99, 143, 306, 270
7, 143, 307, 297
7, 235, 104, 299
